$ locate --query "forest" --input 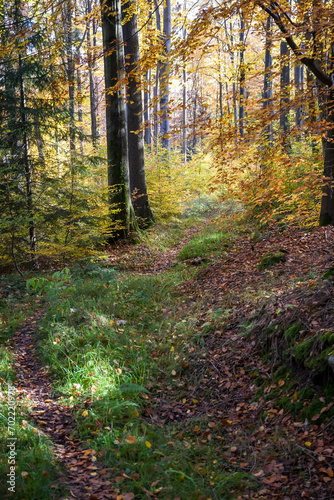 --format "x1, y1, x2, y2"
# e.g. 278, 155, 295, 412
1, 0, 334, 498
